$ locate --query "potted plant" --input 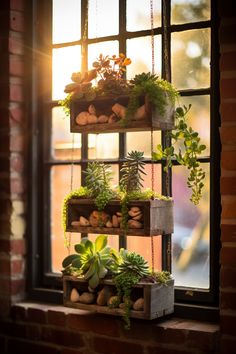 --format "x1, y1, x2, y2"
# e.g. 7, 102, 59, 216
62, 151, 174, 237
62, 235, 174, 329
59, 53, 179, 133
